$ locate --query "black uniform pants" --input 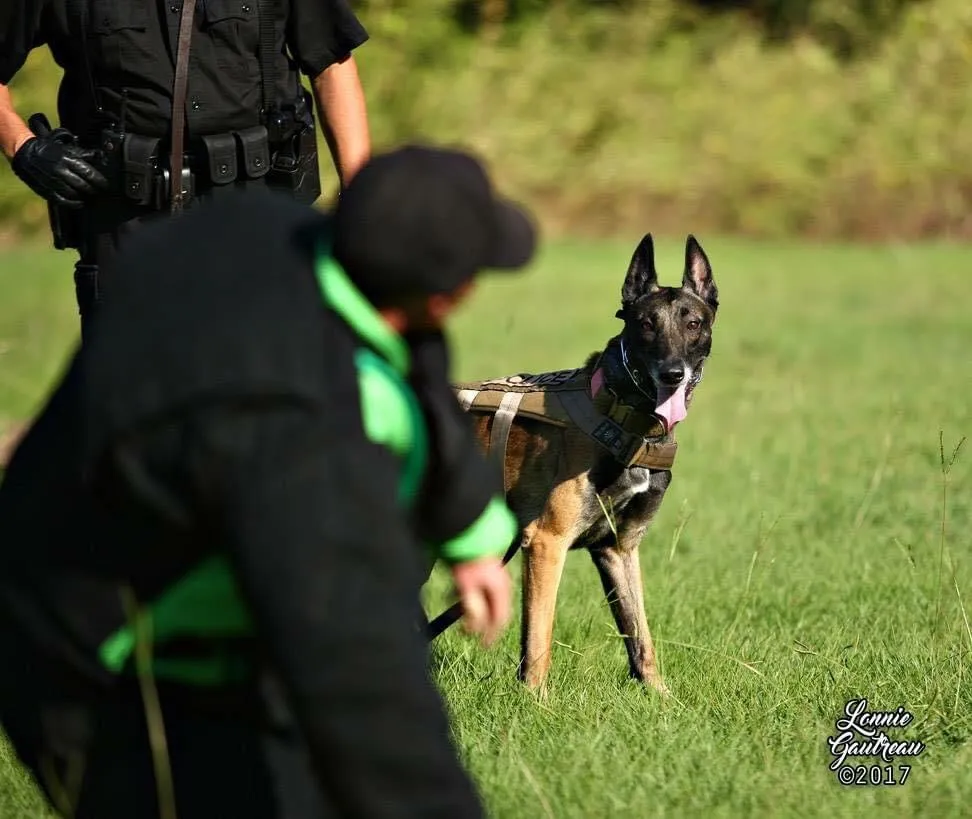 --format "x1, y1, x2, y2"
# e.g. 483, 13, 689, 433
73, 199, 161, 340
0, 669, 335, 819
